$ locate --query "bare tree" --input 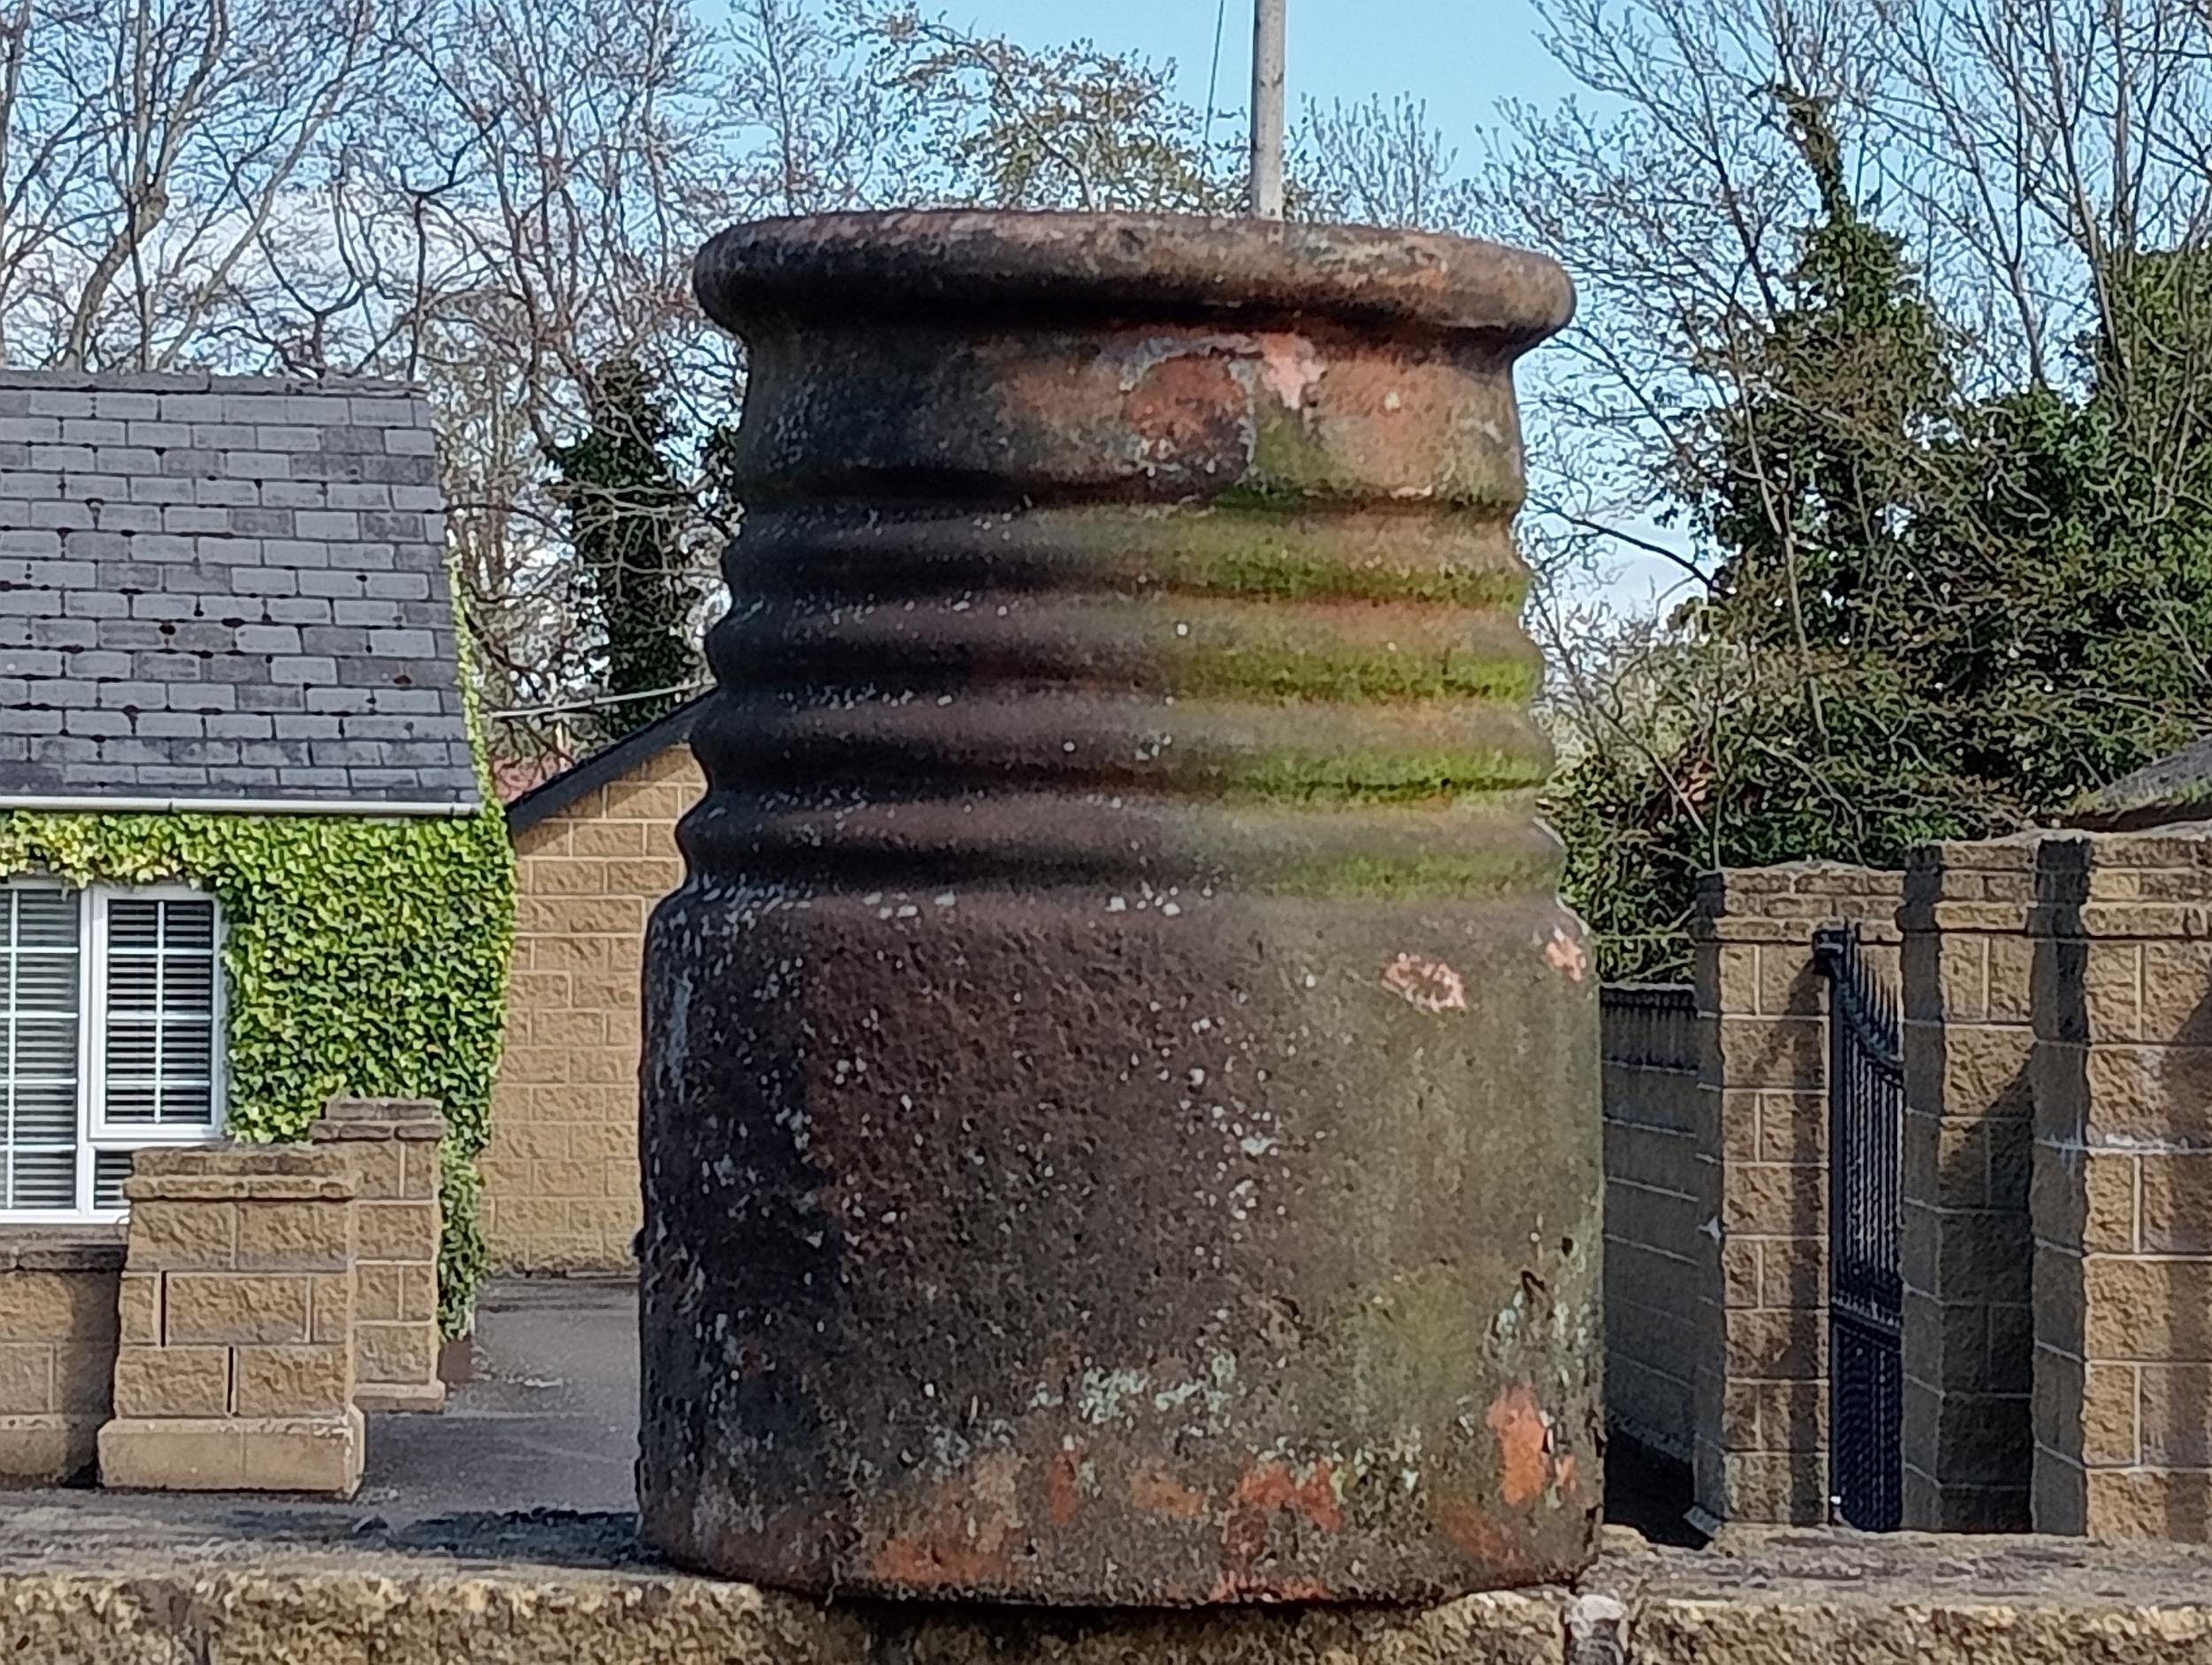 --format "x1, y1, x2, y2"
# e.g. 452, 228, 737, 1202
1493, 0, 2212, 586
1486, 0, 1889, 579
728, 0, 887, 215
855, 4, 1235, 211
0, 0, 411, 370
341, 0, 744, 716
1871, 0, 2212, 392
1294, 94, 1482, 233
